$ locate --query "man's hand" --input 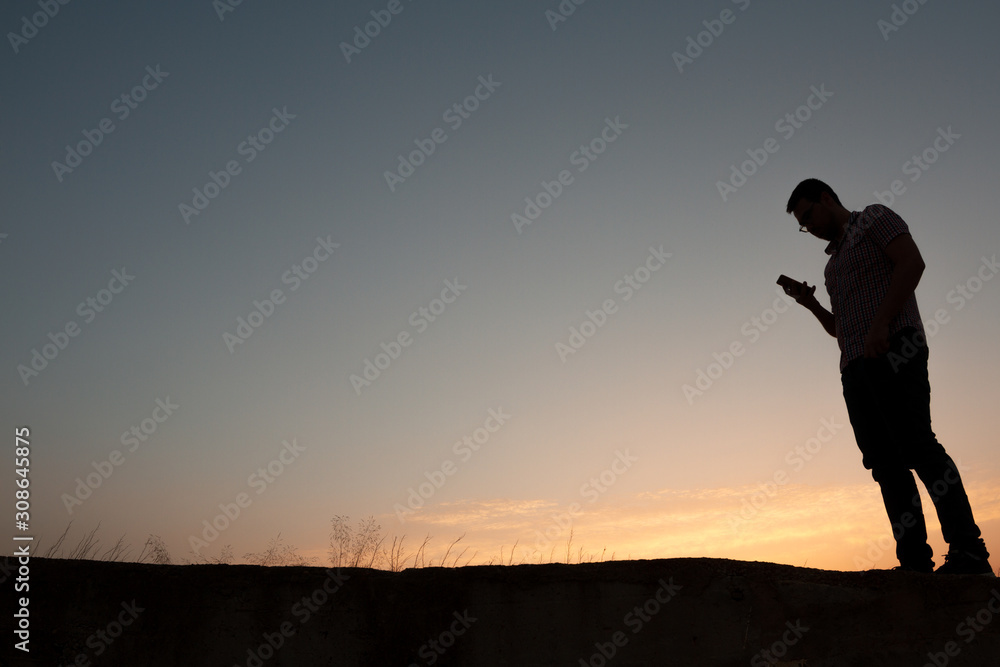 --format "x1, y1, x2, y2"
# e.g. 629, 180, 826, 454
785, 280, 817, 305
864, 319, 891, 357
783, 279, 836, 337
